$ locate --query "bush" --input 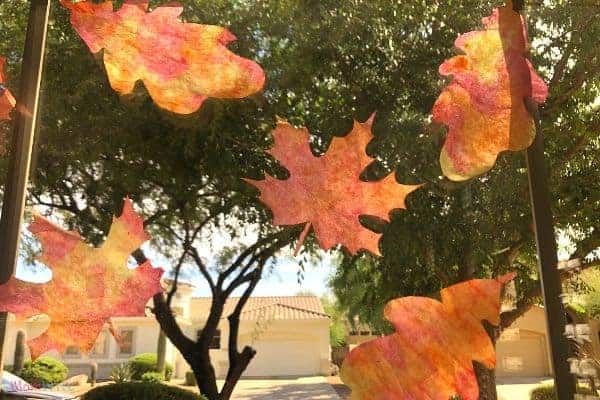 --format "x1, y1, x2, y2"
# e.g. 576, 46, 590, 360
19, 357, 68, 387
83, 382, 207, 400
530, 384, 594, 400
110, 364, 132, 384
127, 353, 173, 381
184, 371, 197, 386
141, 372, 163, 383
